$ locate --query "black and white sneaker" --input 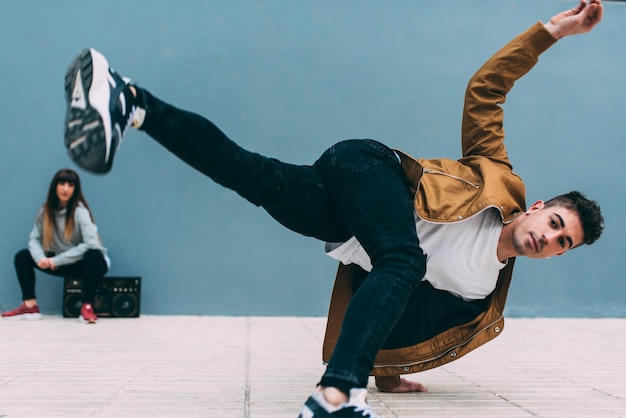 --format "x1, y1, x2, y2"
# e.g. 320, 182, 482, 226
64, 48, 137, 174
298, 388, 380, 418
